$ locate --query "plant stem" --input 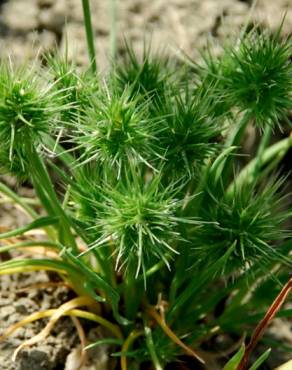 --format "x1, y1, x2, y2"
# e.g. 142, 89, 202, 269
238, 277, 292, 370
227, 133, 292, 193
26, 143, 78, 254
147, 307, 205, 363
221, 111, 251, 185
82, 0, 97, 74
121, 330, 144, 370
168, 242, 235, 321
124, 263, 143, 321
253, 125, 272, 178
225, 111, 251, 148
110, 0, 117, 65
0, 182, 37, 219
144, 325, 163, 370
